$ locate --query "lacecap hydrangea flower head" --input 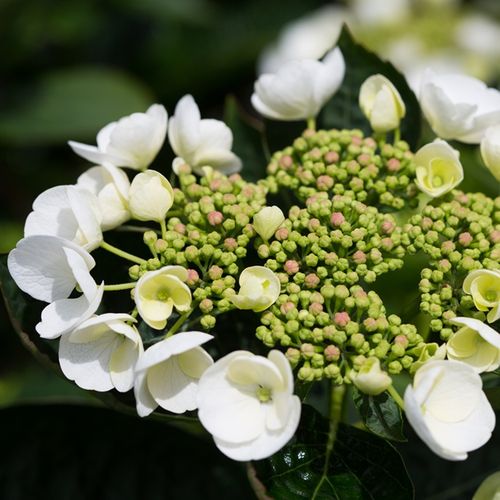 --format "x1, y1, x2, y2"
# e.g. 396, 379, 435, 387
4, 25, 500, 498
